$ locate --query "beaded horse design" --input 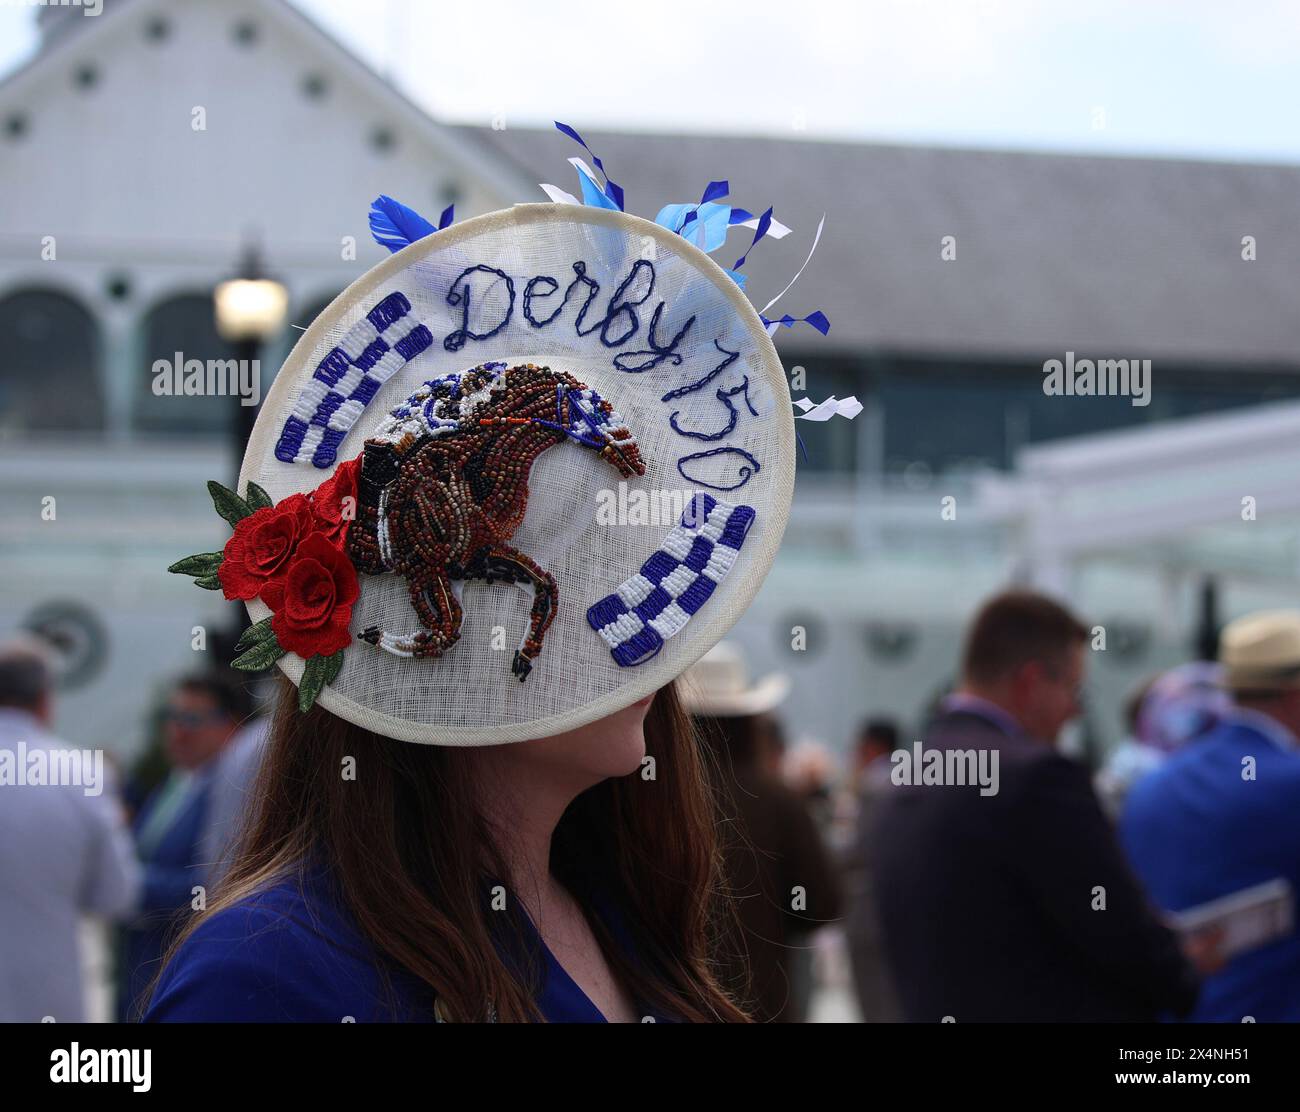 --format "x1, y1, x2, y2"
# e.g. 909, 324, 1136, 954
346, 362, 646, 679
